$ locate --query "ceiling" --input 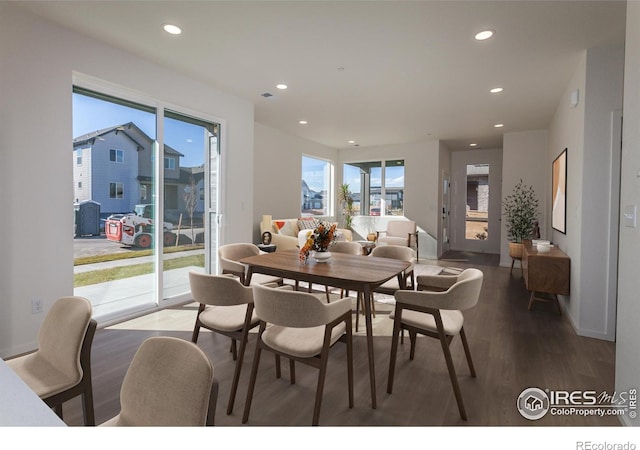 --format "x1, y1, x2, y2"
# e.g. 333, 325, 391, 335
17, 1, 626, 151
